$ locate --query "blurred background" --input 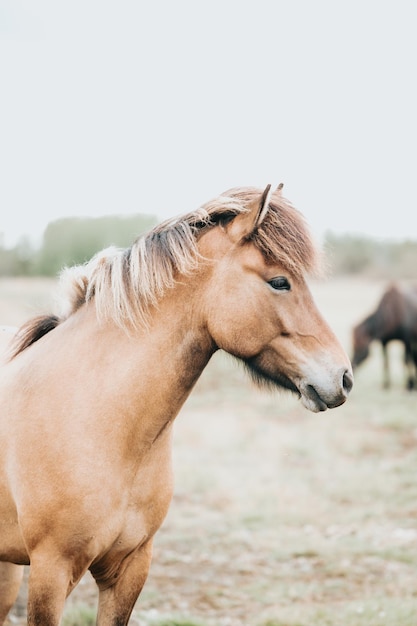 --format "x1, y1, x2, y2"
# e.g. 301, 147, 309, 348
1, 0, 417, 253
